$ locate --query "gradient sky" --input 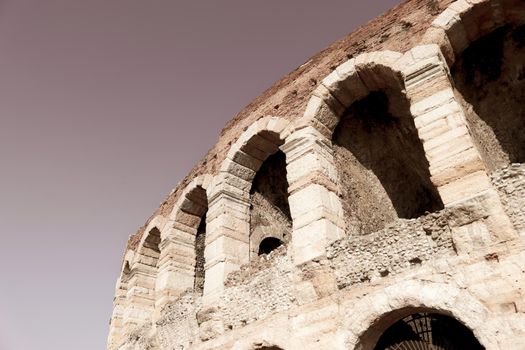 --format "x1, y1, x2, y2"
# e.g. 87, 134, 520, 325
0, 1, 399, 349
